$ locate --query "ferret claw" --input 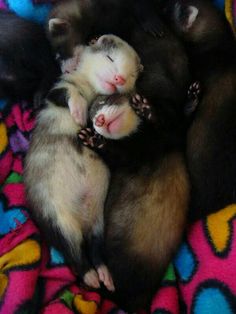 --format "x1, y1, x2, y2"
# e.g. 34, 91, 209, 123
78, 128, 105, 149
185, 81, 201, 116
131, 94, 153, 121
188, 81, 201, 98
